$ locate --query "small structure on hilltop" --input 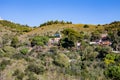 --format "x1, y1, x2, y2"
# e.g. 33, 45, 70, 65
89, 33, 112, 46
48, 32, 61, 46
99, 33, 111, 46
